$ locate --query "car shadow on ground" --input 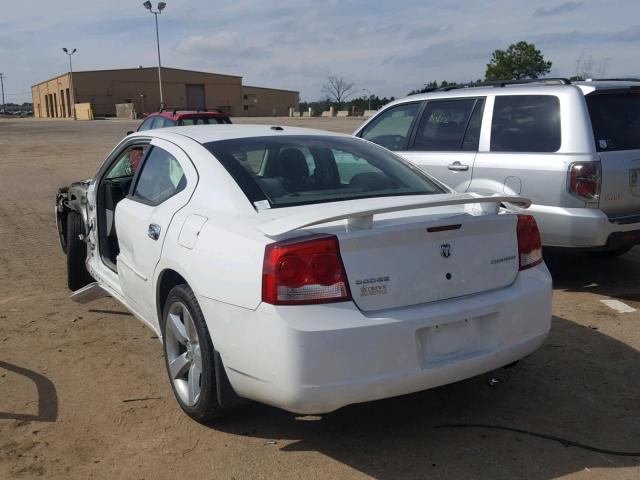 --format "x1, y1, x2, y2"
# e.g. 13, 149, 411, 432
0, 361, 58, 423
208, 315, 640, 479
544, 246, 640, 301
